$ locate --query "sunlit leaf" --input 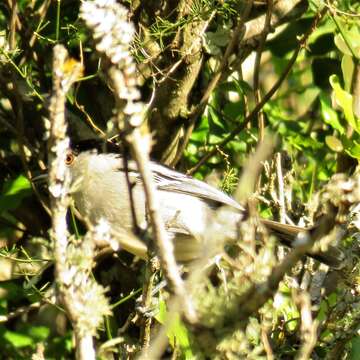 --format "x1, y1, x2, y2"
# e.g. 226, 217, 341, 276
3, 175, 30, 196
319, 93, 344, 134
344, 139, 360, 159
330, 75, 359, 132
3, 330, 34, 348
27, 326, 50, 341
341, 54, 355, 92
156, 299, 194, 359
325, 135, 343, 152
334, 28, 360, 58
203, 24, 231, 55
